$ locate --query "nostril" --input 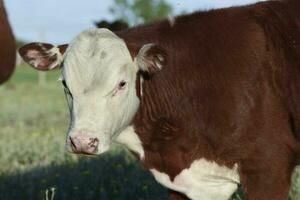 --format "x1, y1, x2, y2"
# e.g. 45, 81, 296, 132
69, 136, 99, 154
88, 137, 99, 148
